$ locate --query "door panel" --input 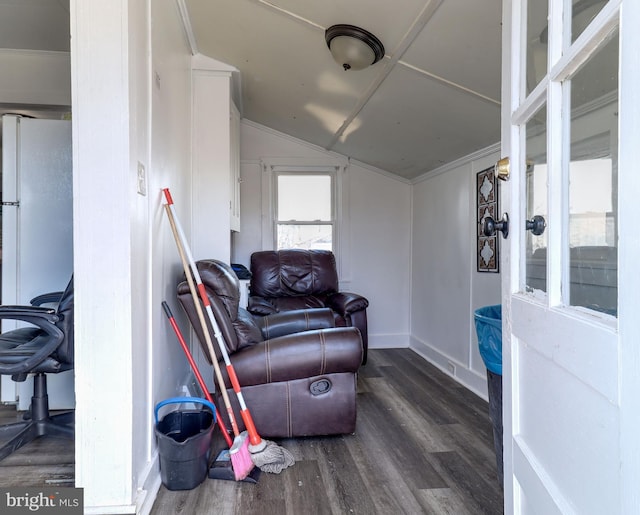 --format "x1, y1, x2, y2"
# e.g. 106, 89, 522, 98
512, 298, 617, 401
515, 344, 619, 514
